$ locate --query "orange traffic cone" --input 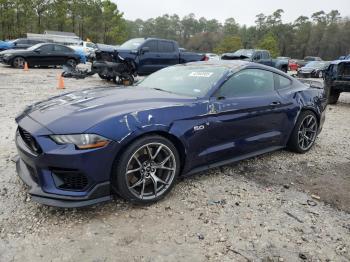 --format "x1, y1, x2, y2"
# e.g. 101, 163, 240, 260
57, 74, 65, 89
23, 62, 29, 71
